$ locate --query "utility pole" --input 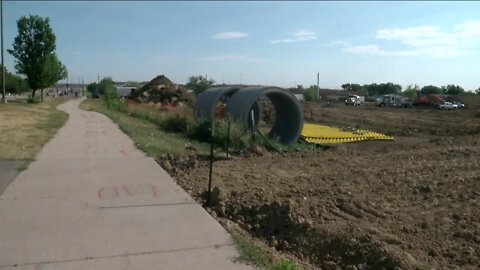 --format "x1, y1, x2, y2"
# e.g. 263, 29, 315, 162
1, 0, 6, 103
316, 72, 320, 101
